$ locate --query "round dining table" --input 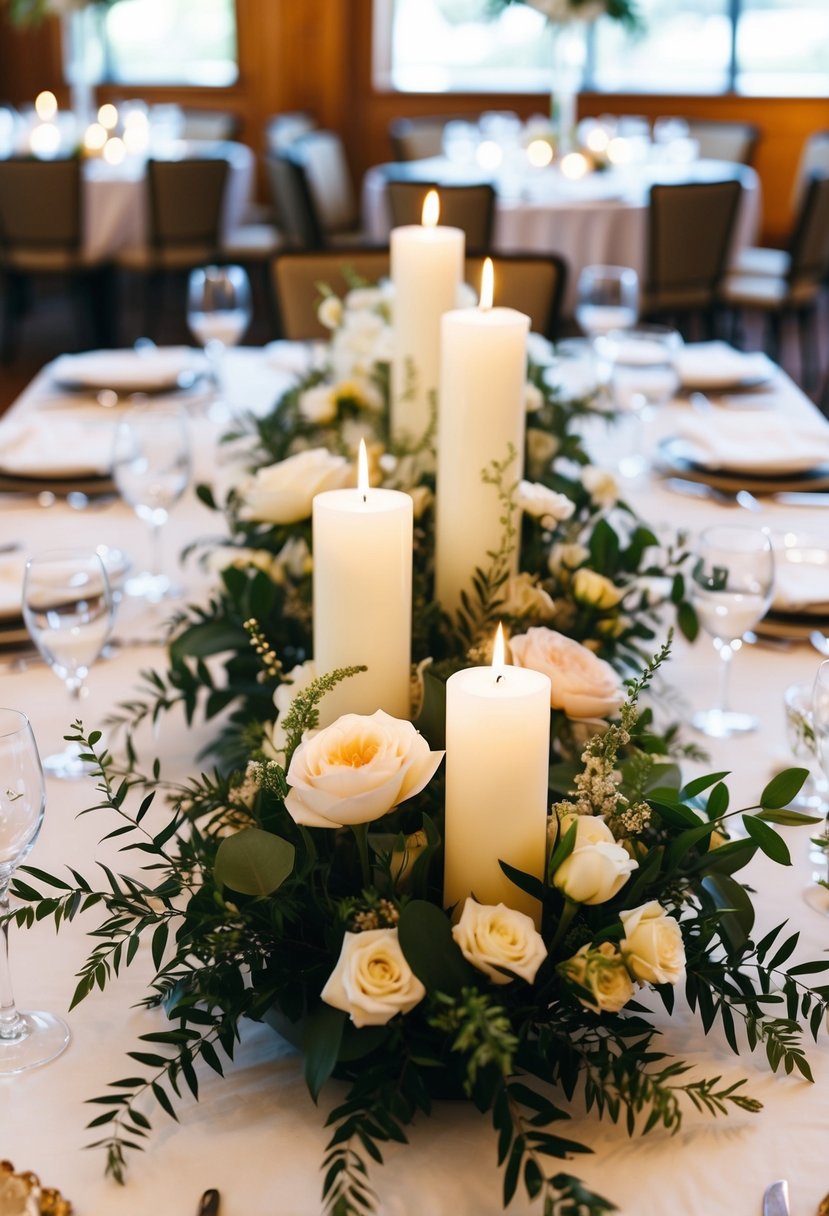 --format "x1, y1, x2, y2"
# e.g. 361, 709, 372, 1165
362, 157, 762, 316
0, 345, 827, 1216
